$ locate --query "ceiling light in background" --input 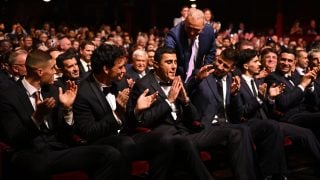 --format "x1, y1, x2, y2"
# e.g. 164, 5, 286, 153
43, 0, 51, 2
